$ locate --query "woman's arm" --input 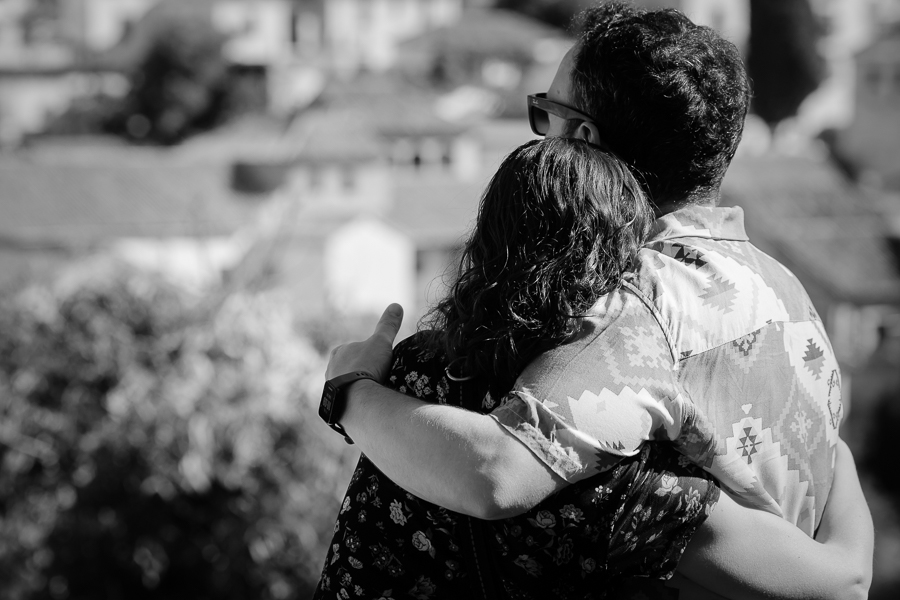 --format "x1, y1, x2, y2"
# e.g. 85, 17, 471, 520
676, 438, 873, 600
